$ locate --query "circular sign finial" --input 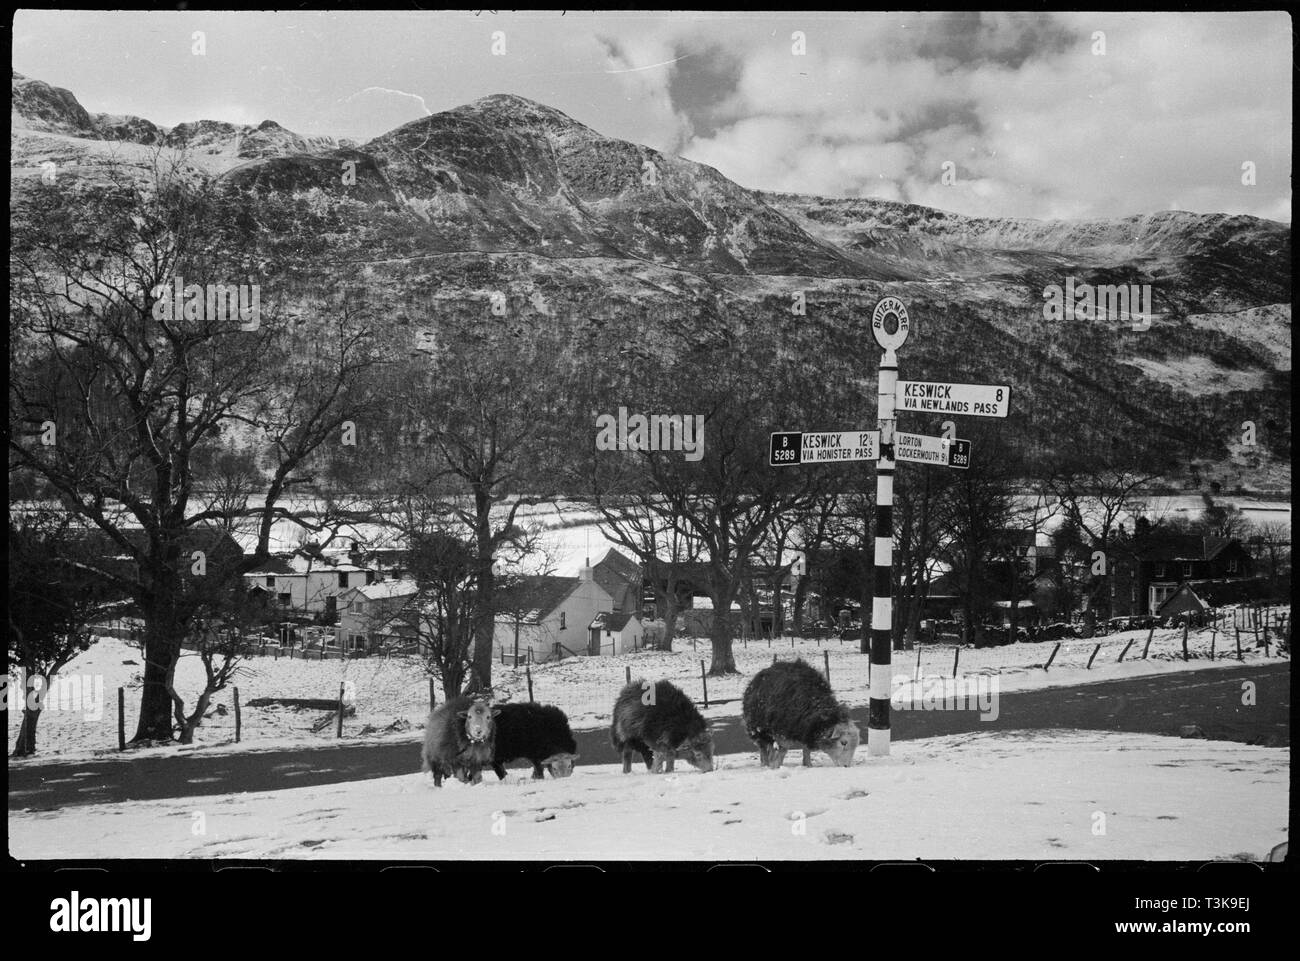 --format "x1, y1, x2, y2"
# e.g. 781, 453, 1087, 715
871, 297, 910, 351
